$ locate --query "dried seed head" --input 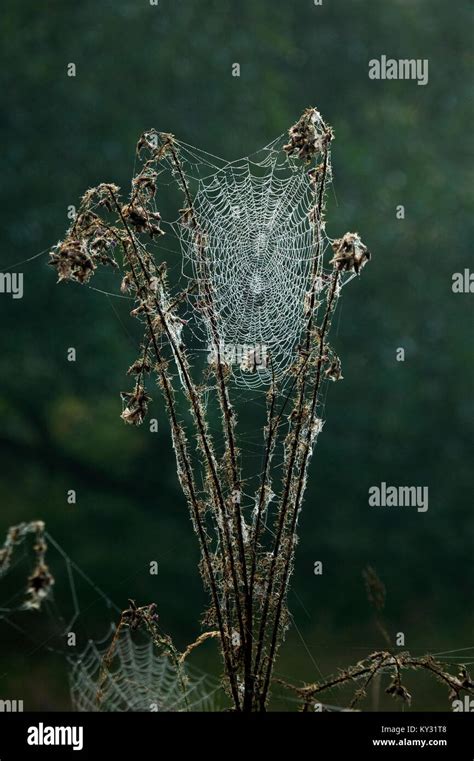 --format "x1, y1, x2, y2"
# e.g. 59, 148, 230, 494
132, 171, 158, 198
49, 216, 118, 286
284, 107, 332, 163
120, 385, 152, 426
25, 562, 55, 610
330, 232, 371, 274
386, 678, 412, 705
136, 132, 156, 155
49, 239, 96, 283
122, 204, 164, 238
